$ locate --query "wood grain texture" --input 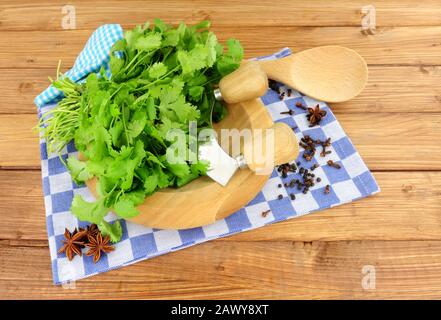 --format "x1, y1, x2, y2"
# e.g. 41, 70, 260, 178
218, 61, 268, 104
336, 66, 441, 113
1, 170, 441, 243
0, 115, 39, 169
2, 113, 440, 170
3, 240, 441, 299
2, 0, 441, 31
4, 66, 441, 114
2, 26, 441, 69
1, 0, 441, 300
